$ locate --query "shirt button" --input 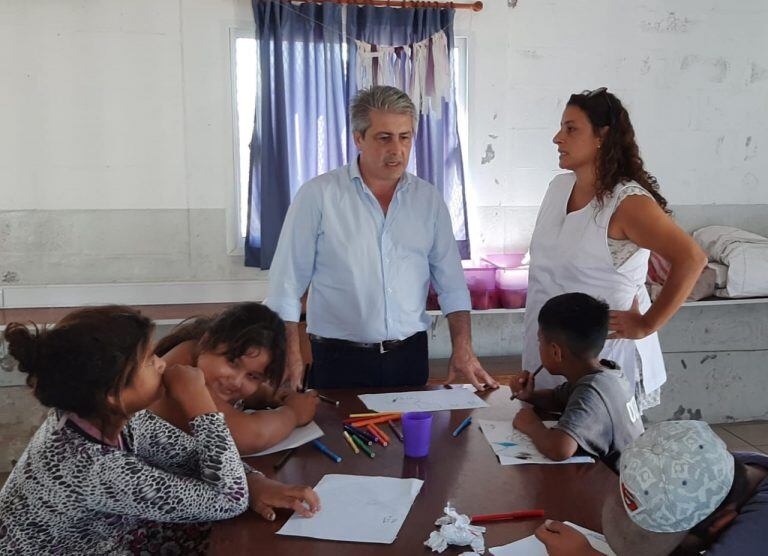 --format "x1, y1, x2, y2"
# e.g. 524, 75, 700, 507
387, 288, 393, 293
